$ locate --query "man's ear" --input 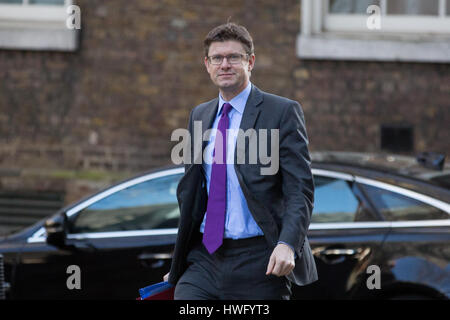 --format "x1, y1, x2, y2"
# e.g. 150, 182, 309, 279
248, 54, 255, 72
